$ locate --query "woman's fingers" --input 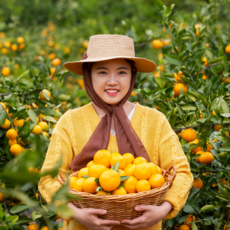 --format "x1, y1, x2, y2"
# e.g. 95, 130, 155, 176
88, 208, 107, 215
